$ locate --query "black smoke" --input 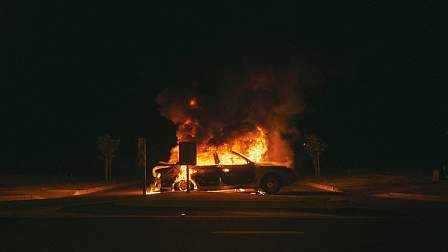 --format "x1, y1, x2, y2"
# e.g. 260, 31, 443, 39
157, 39, 327, 166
